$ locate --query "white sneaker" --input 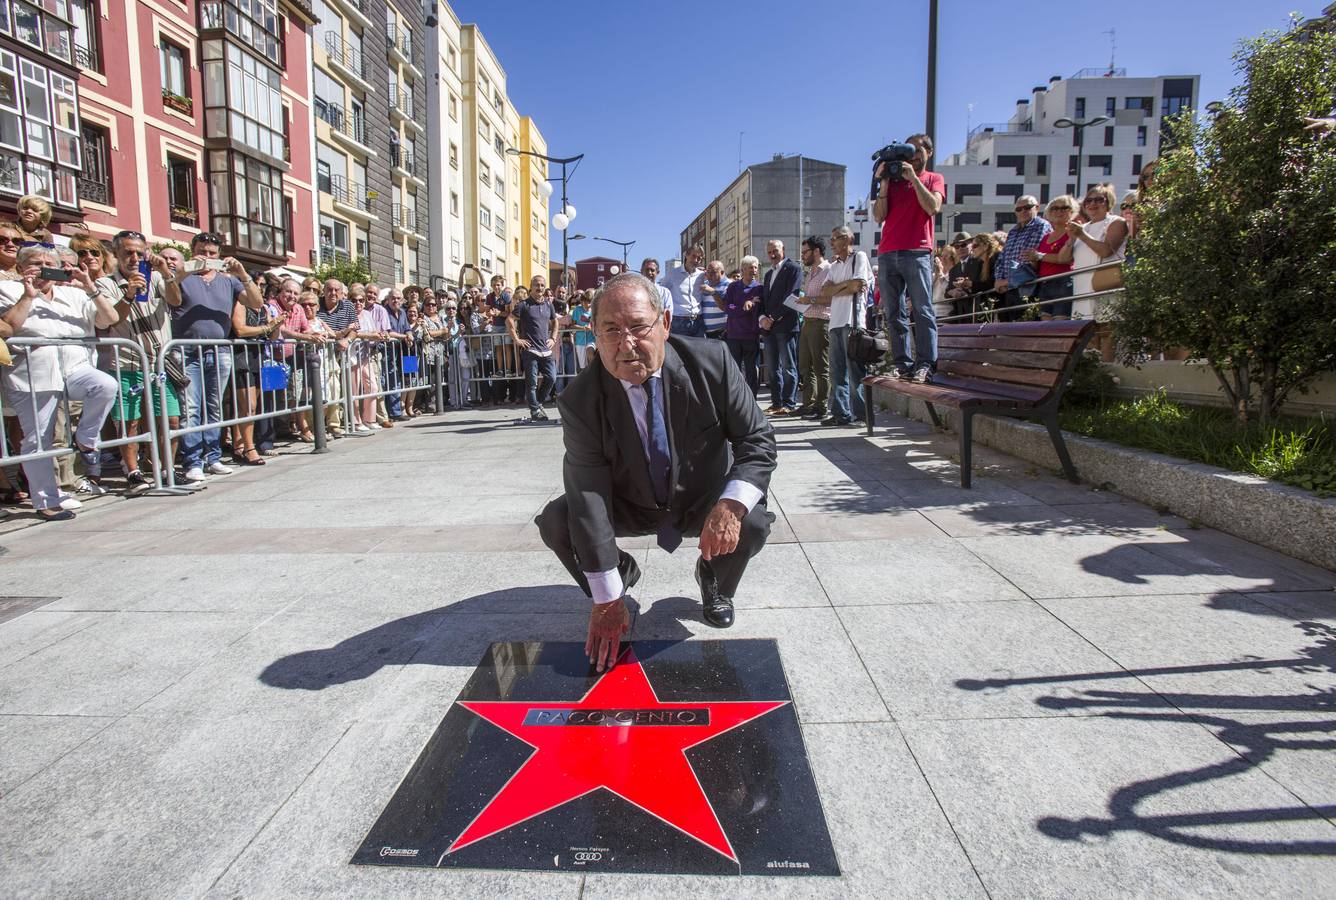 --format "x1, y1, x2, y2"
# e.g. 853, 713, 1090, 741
183, 467, 207, 483
59, 495, 83, 510
354, 424, 372, 433
366, 422, 382, 430
206, 462, 233, 476
75, 477, 109, 496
